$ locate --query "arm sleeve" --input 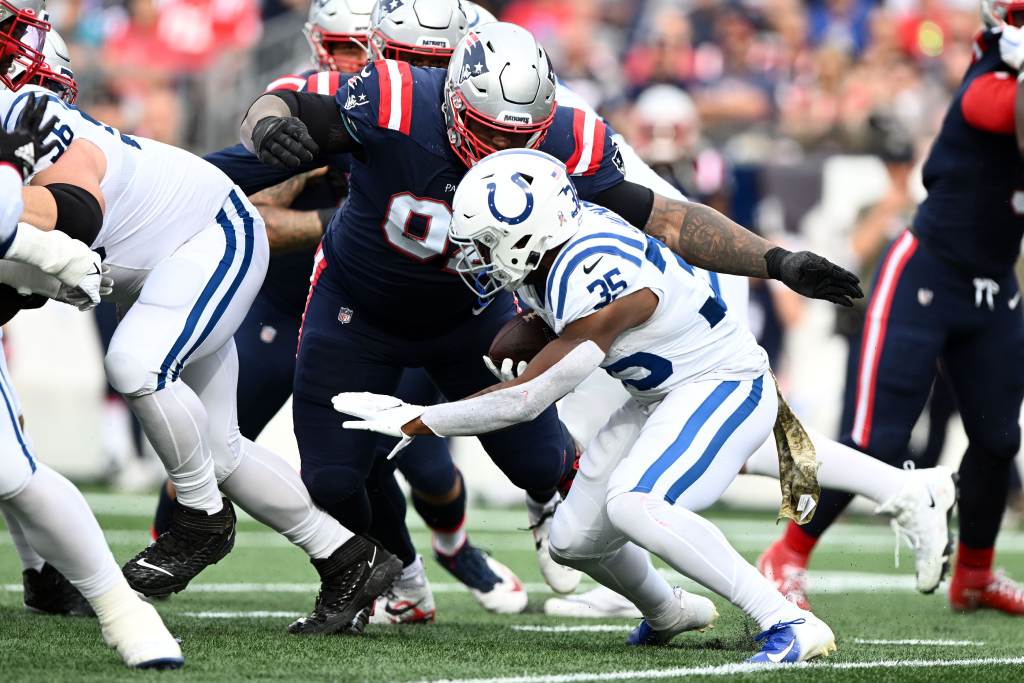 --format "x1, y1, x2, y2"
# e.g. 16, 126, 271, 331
592, 180, 655, 230
419, 341, 605, 436
961, 72, 1017, 134
270, 90, 358, 155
